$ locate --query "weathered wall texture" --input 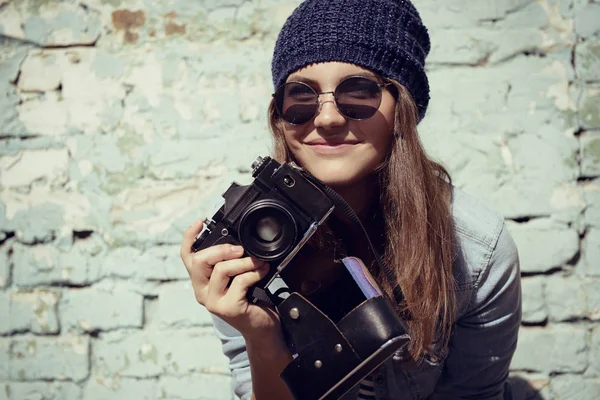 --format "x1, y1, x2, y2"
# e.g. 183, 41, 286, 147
0, 0, 598, 399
